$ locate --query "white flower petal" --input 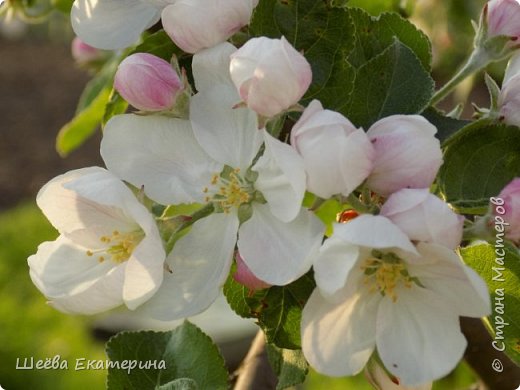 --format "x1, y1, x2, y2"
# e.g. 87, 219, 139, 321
237, 203, 324, 285
192, 42, 237, 91
377, 287, 467, 386
71, 0, 161, 50
123, 231, 166, 310
37, 167, 133, 234
28, 236, 125, 314
252, 131, 306, 223
138, 212, 239, 320
332, 215, 418, 255
504, 53, 520, 85
190, 84, 263, 170
381, 189, 464, 250
313, 237, 360, 296
407, 243, 491, 318
302, 287, 379, 377
101, 114, 221, 205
